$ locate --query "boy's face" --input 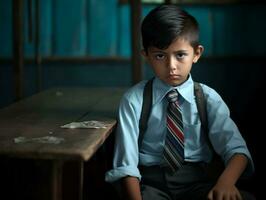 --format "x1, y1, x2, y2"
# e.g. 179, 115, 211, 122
142, 38, 203, 86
